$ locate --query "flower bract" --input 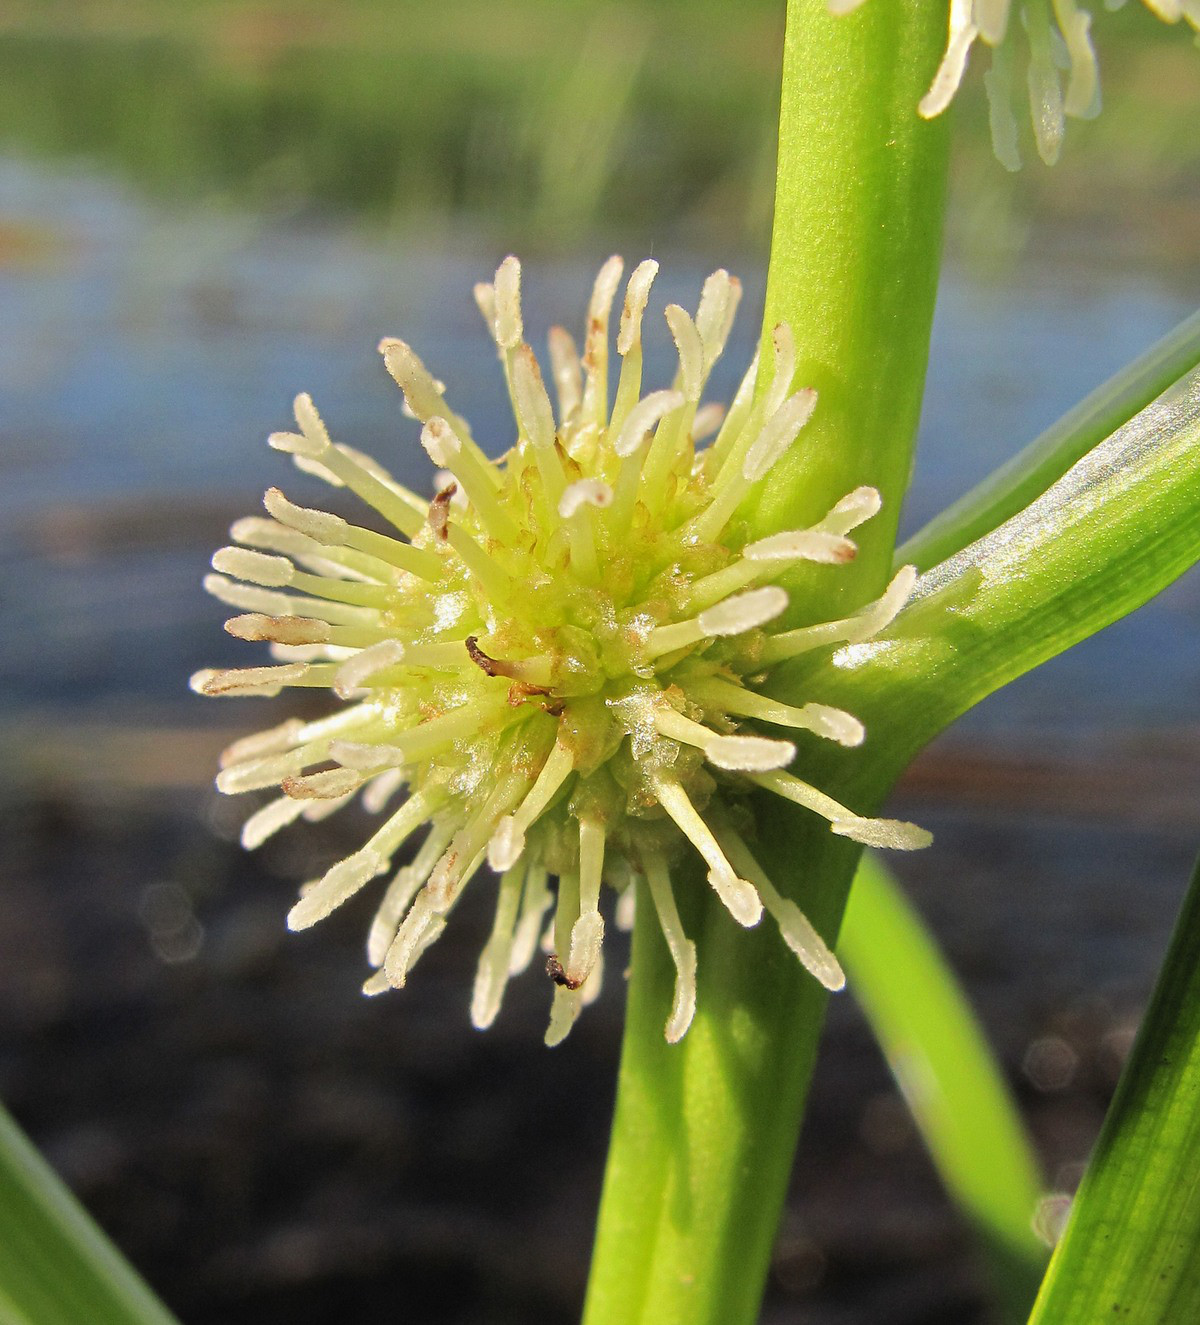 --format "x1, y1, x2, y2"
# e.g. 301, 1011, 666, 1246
193, 256, 930, 1044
